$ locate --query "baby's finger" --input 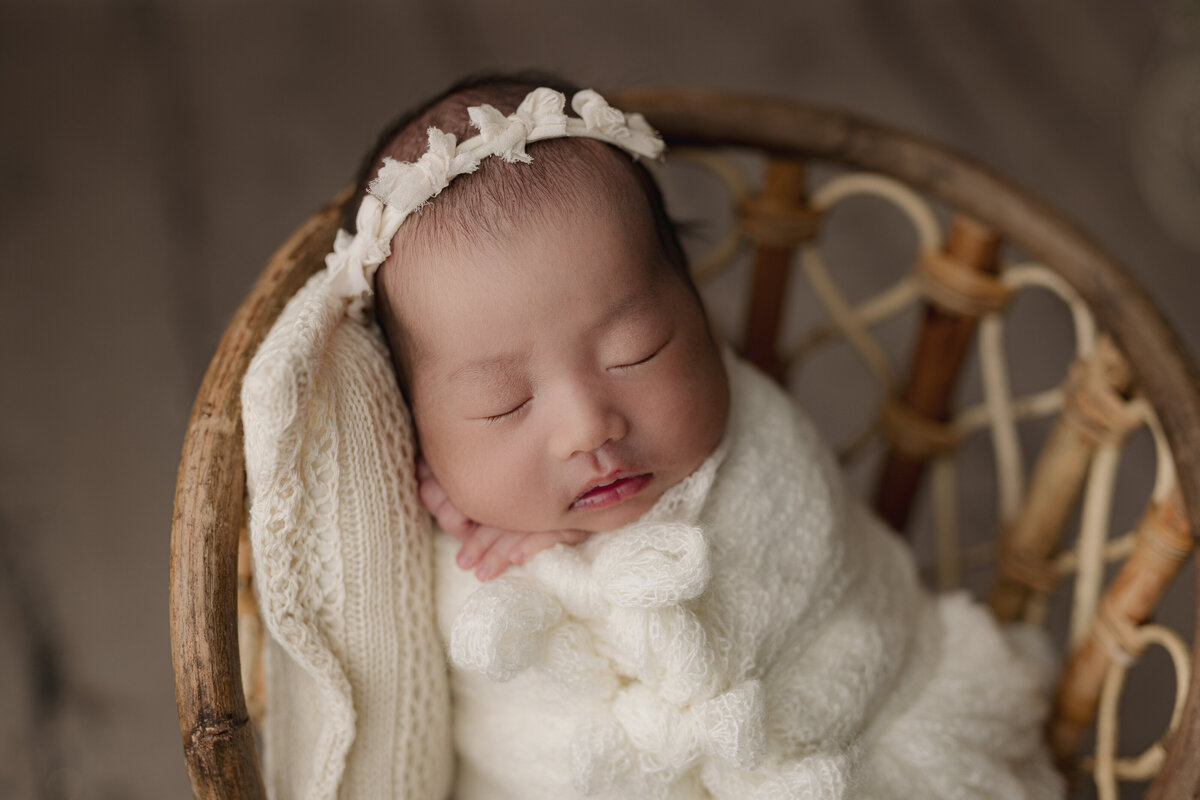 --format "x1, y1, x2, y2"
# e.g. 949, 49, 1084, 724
510, 530, 581, 565
559, 530, 590, 545
456, 525, 505, 569
416, 456, 433, 482
475, 531, 526, 581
